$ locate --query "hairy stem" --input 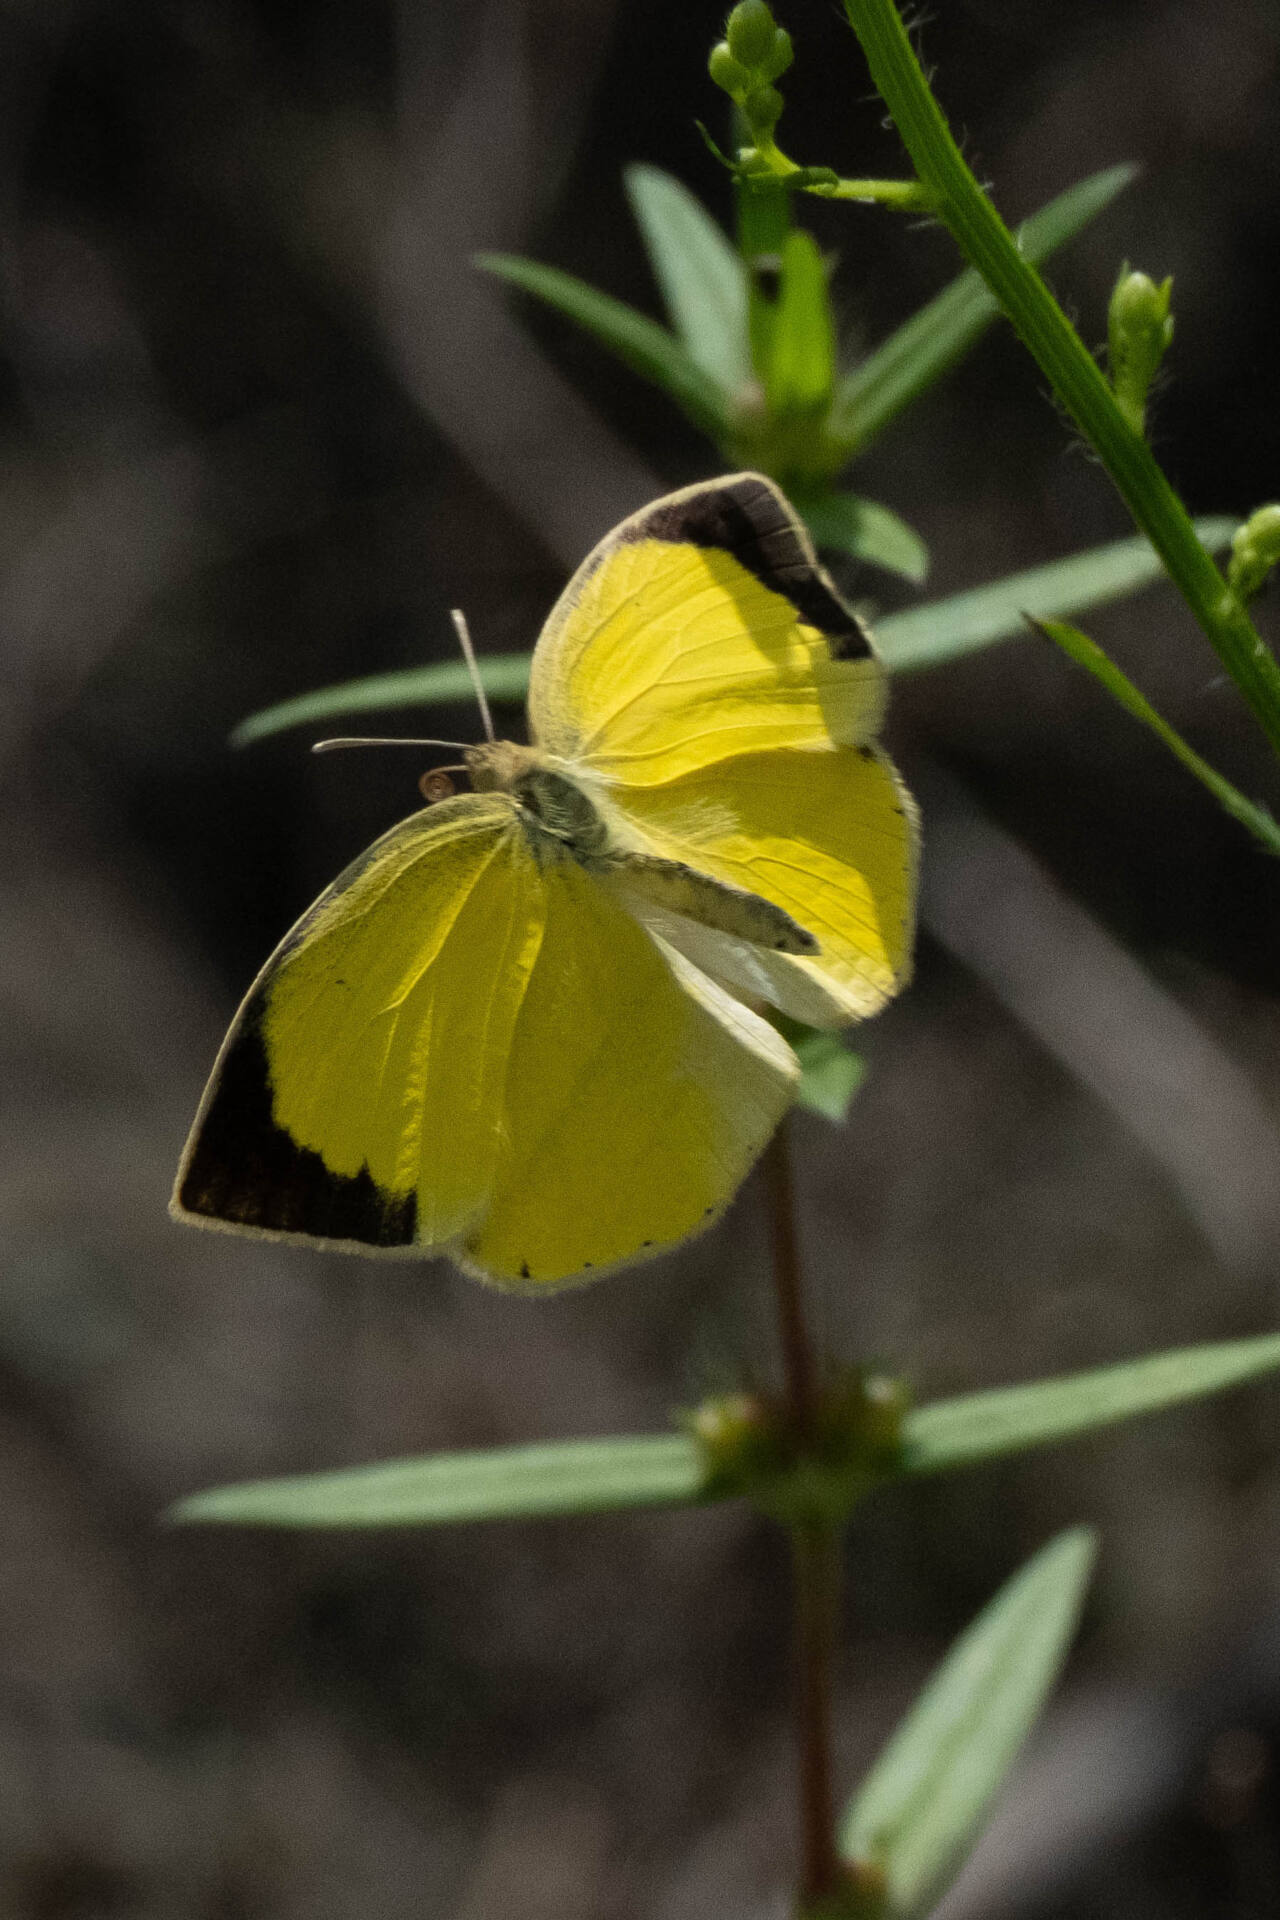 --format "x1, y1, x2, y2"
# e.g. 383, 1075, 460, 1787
841, 0, 1280, 761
